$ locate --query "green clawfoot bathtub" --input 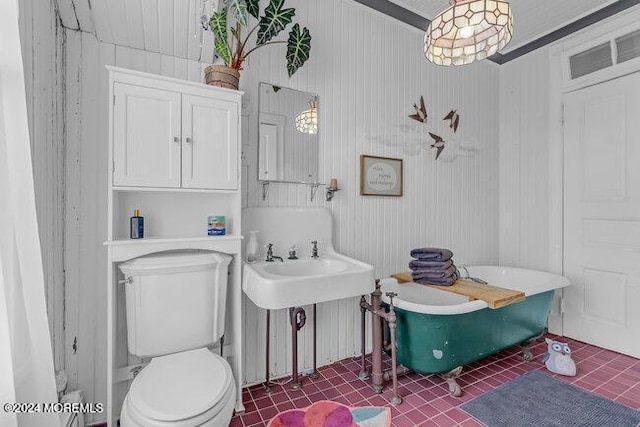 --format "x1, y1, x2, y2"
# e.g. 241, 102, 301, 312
380, 266, 570, 395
